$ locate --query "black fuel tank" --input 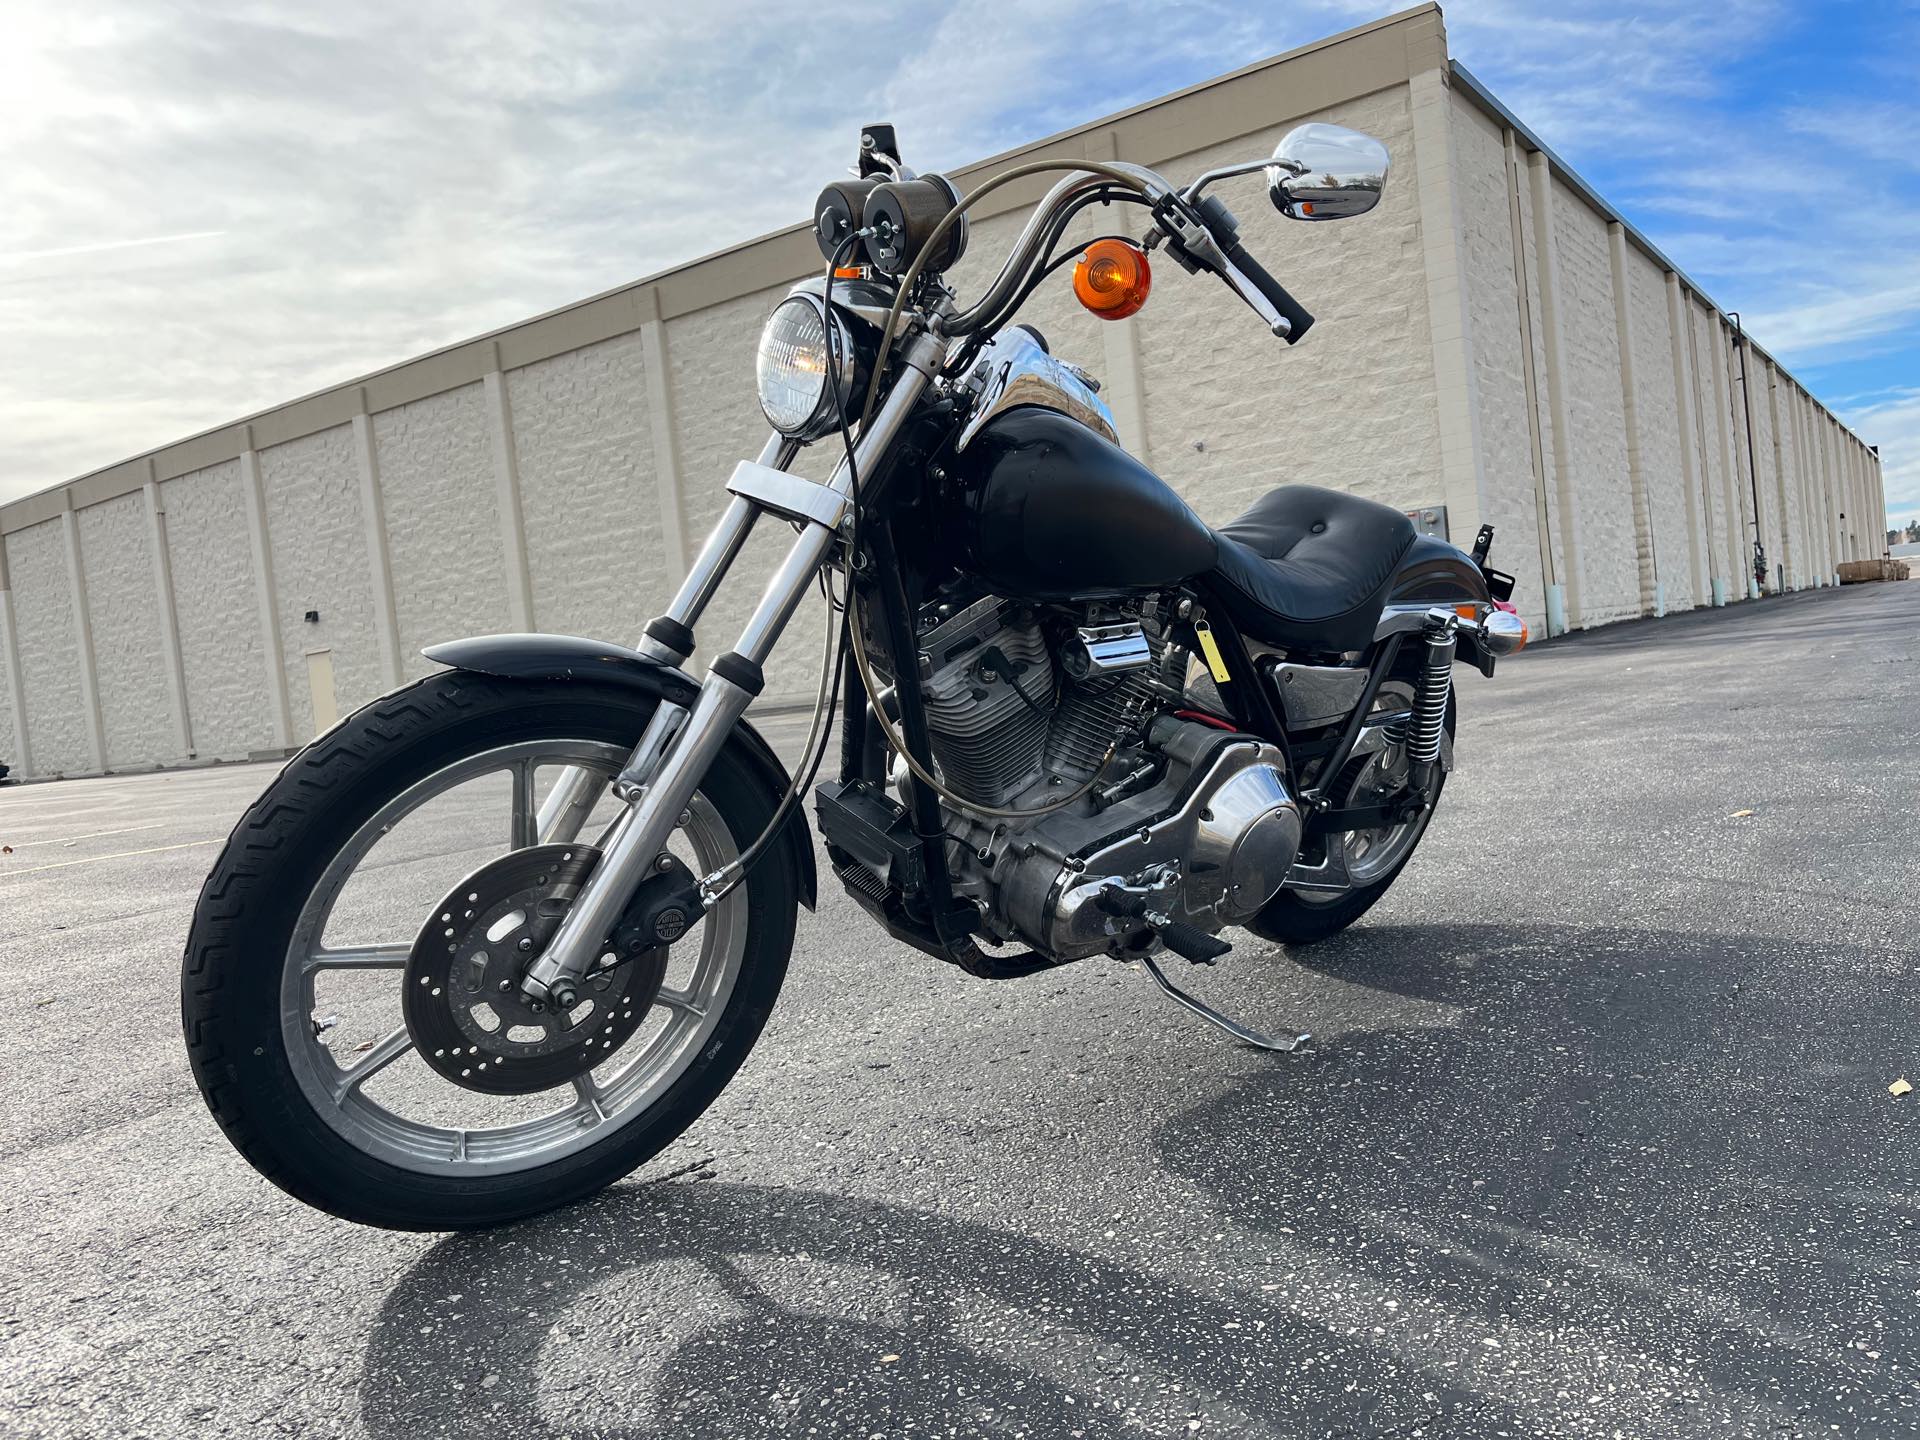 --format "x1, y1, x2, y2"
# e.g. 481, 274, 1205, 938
945, 406, 1217, 601
1391, 533, 1492, 604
